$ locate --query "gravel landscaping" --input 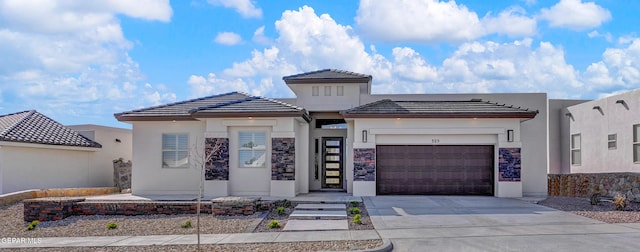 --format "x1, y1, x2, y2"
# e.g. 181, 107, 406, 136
254, 201, 374, 232
538, 196, 640, 223
0, 200, 381, 251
